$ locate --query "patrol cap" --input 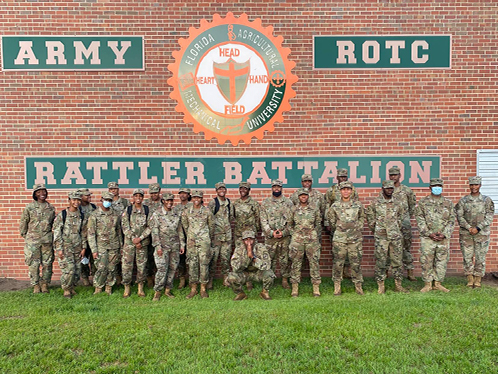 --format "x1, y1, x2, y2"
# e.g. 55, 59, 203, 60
339, 181, 353, 189
133, 188, 145, 196
271, 179, 283, 187
337, 168, 348, 177
430, 178, 444, 186
468, 176, 482, 185
382, 180, 395, 189
162, 192, 174, 200
179, 187, 191, 194
191, 190, 204, 198
388, 166, 401, 175
215, 182, 226, 190
298, 188, 310, 196
241, 230, 256, 239
301, 174, 313, 182
149, 183, 161, 193
33, 183, 47, 192
68, 191, 82, 200
107, 181, 119, 189
77, 188, 92, 196
102, 191, 114, 200
239, 181, 251, 189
